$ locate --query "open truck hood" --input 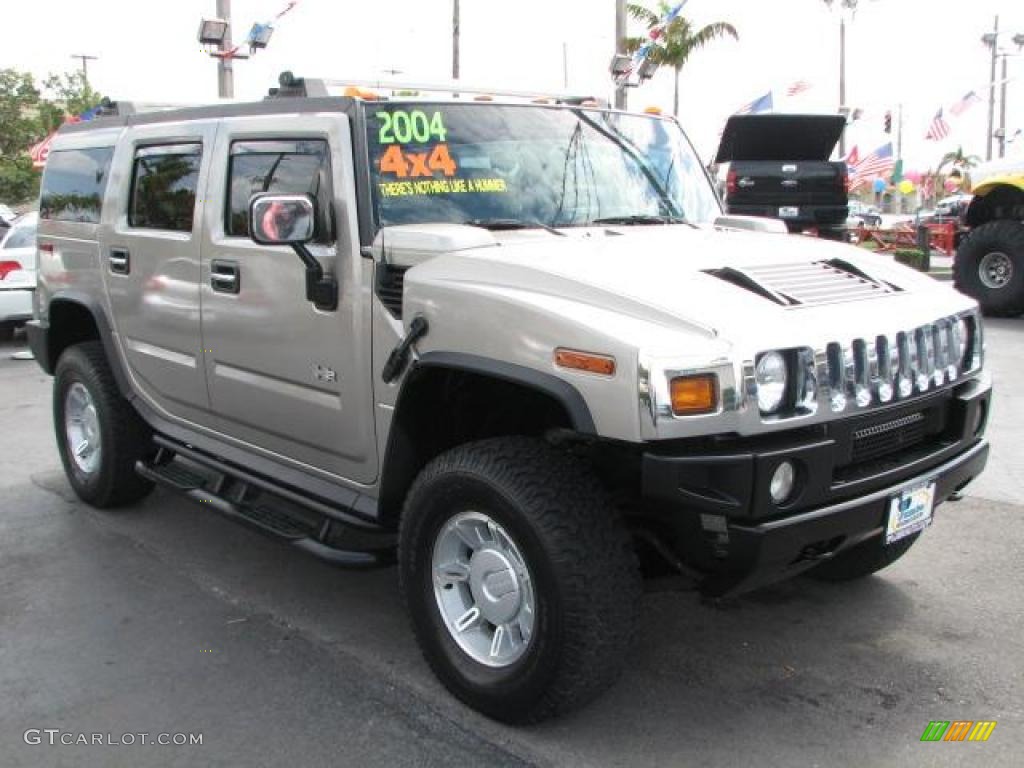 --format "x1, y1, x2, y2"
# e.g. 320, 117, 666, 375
715, 114, 847, 163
